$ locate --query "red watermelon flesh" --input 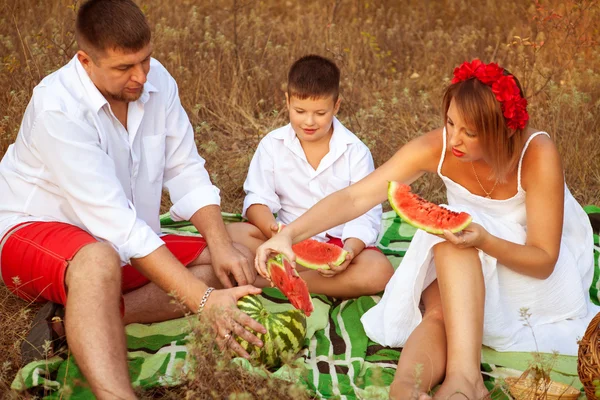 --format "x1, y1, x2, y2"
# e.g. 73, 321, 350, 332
267, 254, 314, 316
276, 223, 348, 270
293, 239, 348, 270
388, 182, 472, 234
